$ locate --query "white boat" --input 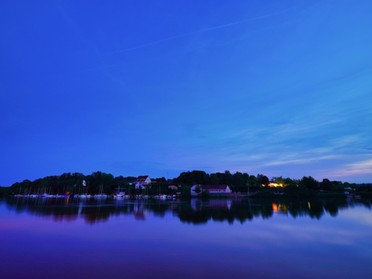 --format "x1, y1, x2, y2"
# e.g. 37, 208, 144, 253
114, 192, 125, 199
55, 194, 68, 198
94, 194, 107, 199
